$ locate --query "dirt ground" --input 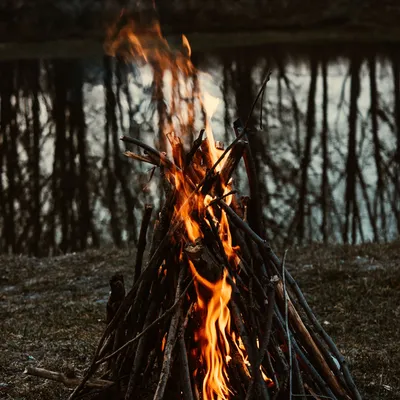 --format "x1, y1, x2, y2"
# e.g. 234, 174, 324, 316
0, 241, 399, 399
